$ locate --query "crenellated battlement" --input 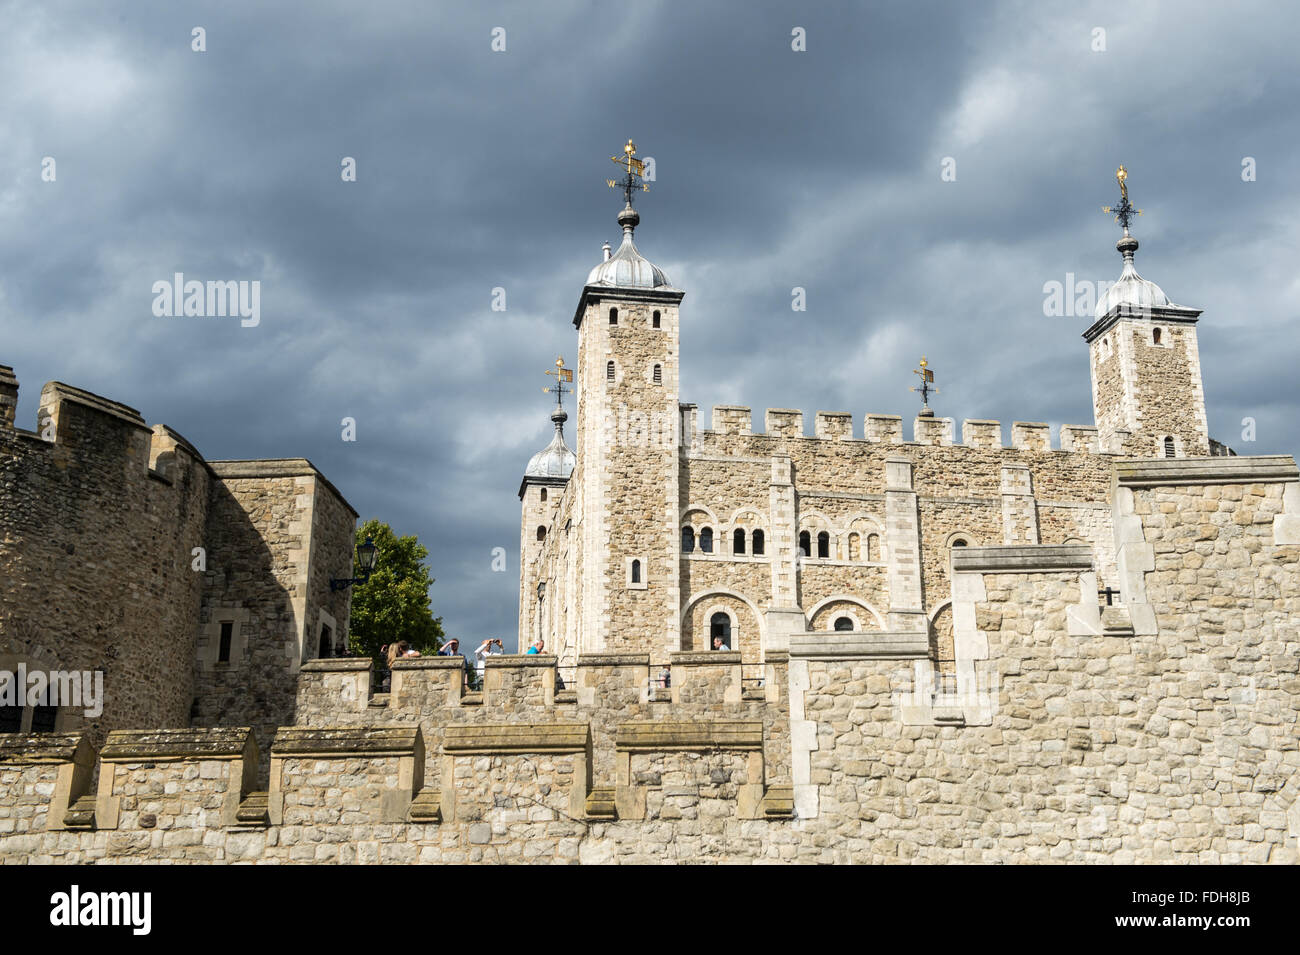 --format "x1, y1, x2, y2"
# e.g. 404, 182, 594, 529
686, 401, 1120, 454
